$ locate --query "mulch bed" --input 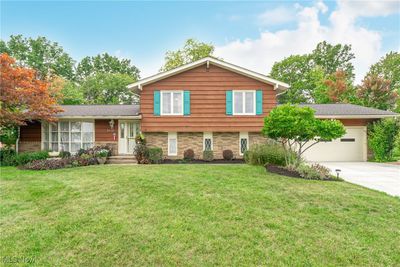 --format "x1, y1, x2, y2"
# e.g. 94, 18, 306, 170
265, 164, 302, 178
163, 159, 245, 164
